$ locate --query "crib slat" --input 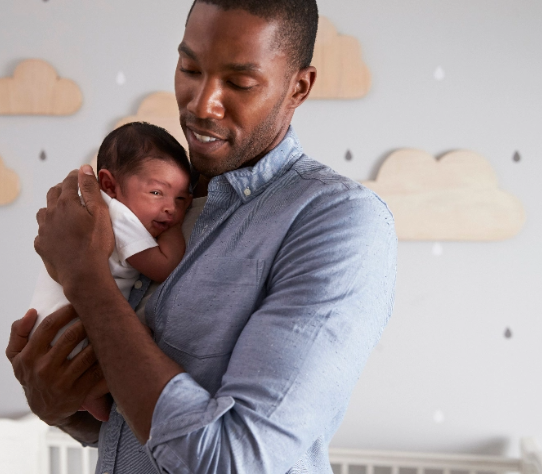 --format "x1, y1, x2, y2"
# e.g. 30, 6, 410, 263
59, 445, 68, 474
82, 448, 90, 474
